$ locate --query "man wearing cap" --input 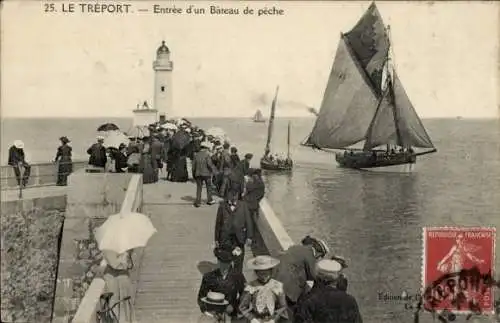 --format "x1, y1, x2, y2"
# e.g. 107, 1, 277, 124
192, 142, 217, 207
198, 247, 246, 319
8, 140, 31, 187
87, 136, 107, 169
295, 259, 362, 323
273, 235, 330, 316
